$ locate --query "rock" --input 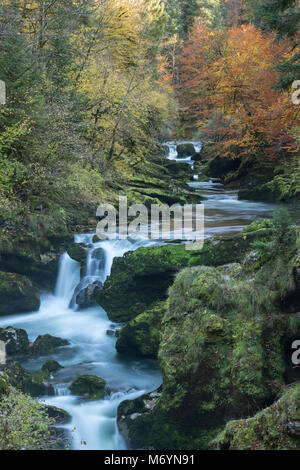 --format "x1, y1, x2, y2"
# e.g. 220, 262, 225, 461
0, 271, 40, 316
116, 303, 166, 358
117, 389, 162, 449
0, 326, 30, 356
69, 375, 106, 400
41, 359, 63, 373
117, 228, 300, 450
207, 155, 241, 178
176, 143, 195, 158
75, 280, 103, 308
238, 185, 277, 202
97, 228, 273, 322
191, 152, 203, 162
30, 334, 69, 356
106, 330, 115, 336
4, 362, 54, 397
45, 405, 71, 425
210, 385, 300, 450
90, 247, 106, 270
67, 243, 87, 264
